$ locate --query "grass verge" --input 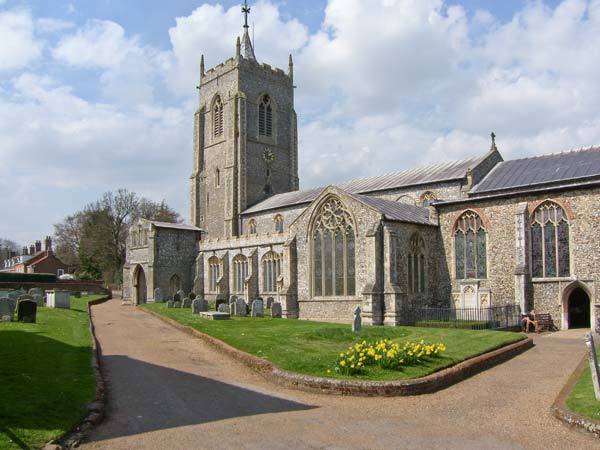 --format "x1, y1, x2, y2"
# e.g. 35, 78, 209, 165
0, 294, 104, 450
143, 303, 525, 381
566, 345, 600, 422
